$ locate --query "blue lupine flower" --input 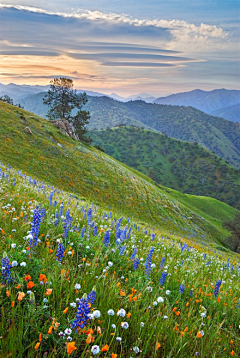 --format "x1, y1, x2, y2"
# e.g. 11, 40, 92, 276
72, 294, 90, 331
130, 248, 137, 261
133, 257, 139, 271
93, 225, 97, 236
159, 257, 165, 270
55, 240, 65, 262
29, 206, 42, 249
119, 245, 126, 256
54, 211, 59, 226
87, 288, 97, 305
159, 271, 167, 286
214, 280, 221, 297
49, 192, 54, 206
80, 226, 85, 238
145, 246, 154, 277
41, 207, 45, 222
189, 289, 193, 297
203, 253, 207, 260
87, 208, 92, 226
179, 284, 185, 294
1, 252, 11, 284
103, 231, 110, 246
54, 200, 57, 207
